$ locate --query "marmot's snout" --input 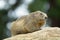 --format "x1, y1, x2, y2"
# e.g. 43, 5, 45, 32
41, 12, 48, 20
45, 16, 48, 19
